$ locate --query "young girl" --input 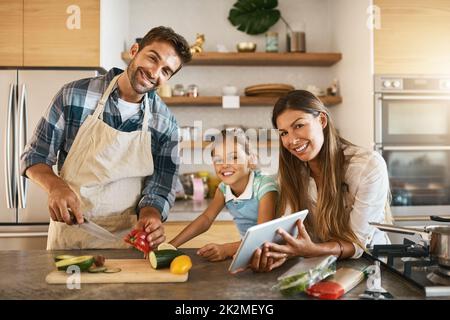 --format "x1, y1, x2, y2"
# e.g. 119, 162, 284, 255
169, 129, 279, 261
